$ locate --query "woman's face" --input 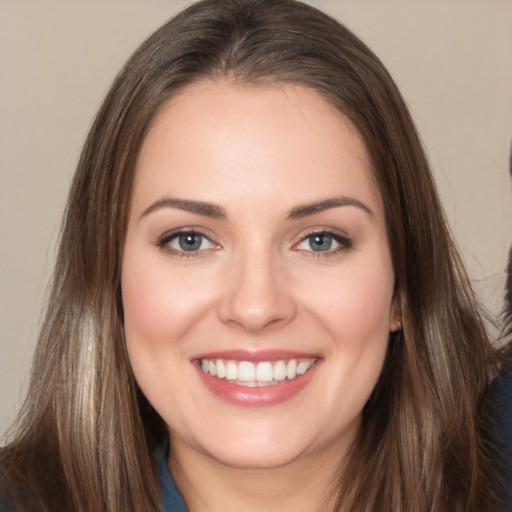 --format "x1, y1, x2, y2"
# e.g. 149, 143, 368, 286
122, 80, 400, 470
